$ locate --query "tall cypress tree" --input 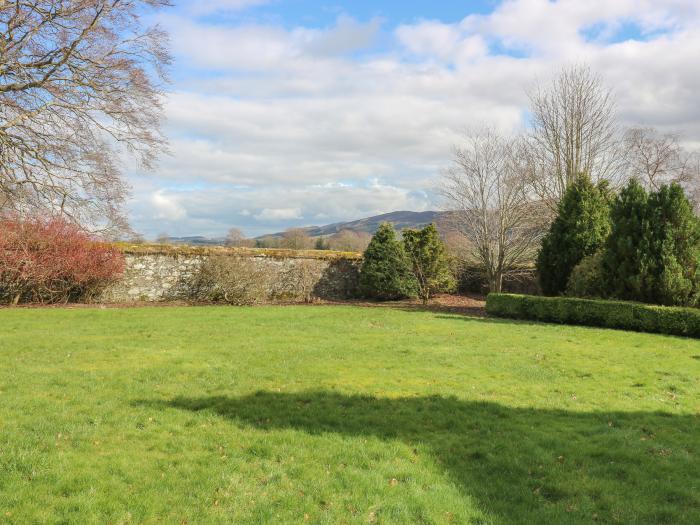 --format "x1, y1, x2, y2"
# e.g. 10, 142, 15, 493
646, 184, 700, 305
602, 180, 700, 306
359, 223, 416, 300
537, 174, 612, 296
602, 179, 650, 301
